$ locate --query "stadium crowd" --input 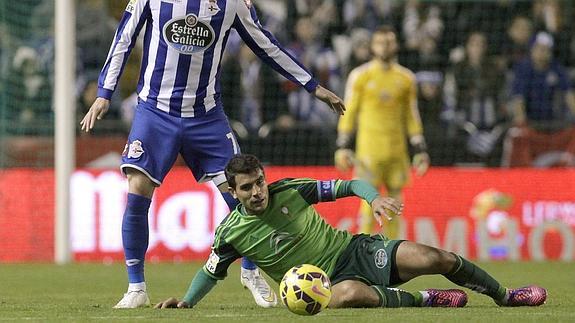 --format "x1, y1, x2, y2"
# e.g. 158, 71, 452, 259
1, 0, 574, 167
